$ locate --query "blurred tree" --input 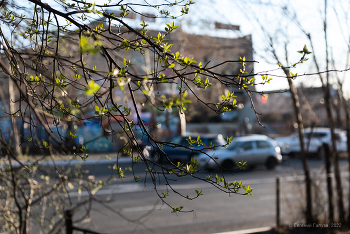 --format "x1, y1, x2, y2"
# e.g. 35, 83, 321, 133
233, 0, 350, 225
